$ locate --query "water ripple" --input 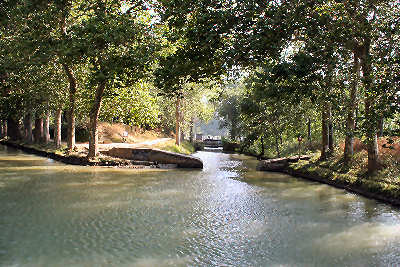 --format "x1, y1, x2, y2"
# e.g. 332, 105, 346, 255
0, 149, 399, 266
